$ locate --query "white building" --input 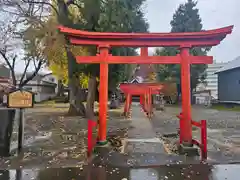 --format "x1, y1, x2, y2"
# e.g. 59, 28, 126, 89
196, 62, 226, 100
16, 73, 58, 102
193, 90, 211, 106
